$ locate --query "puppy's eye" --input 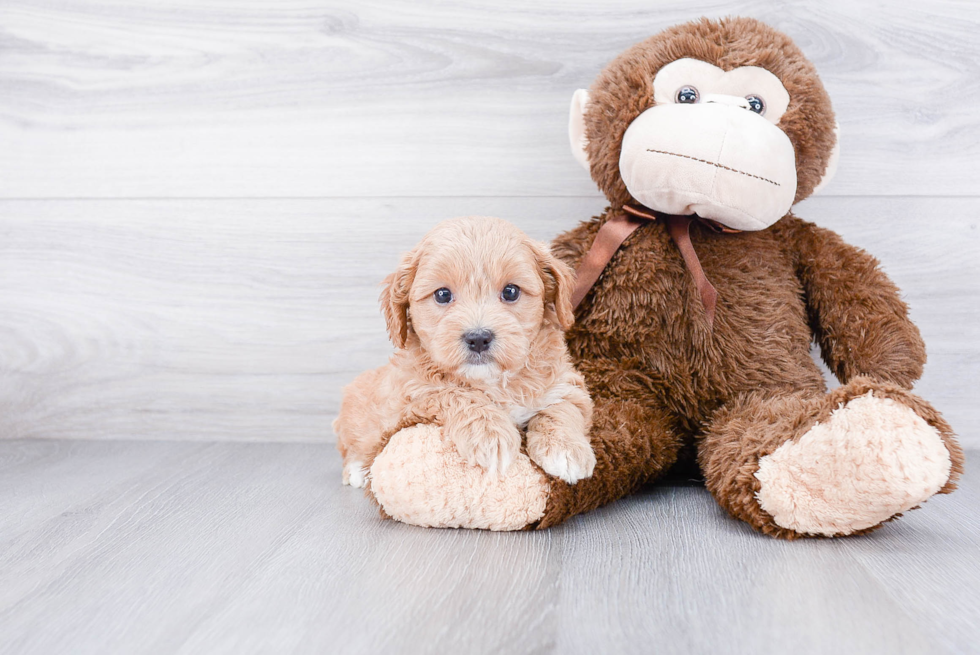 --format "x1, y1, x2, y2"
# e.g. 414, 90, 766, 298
433, 288, 453, 305
500, 284, 521, 303
676, 86, 699, 104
